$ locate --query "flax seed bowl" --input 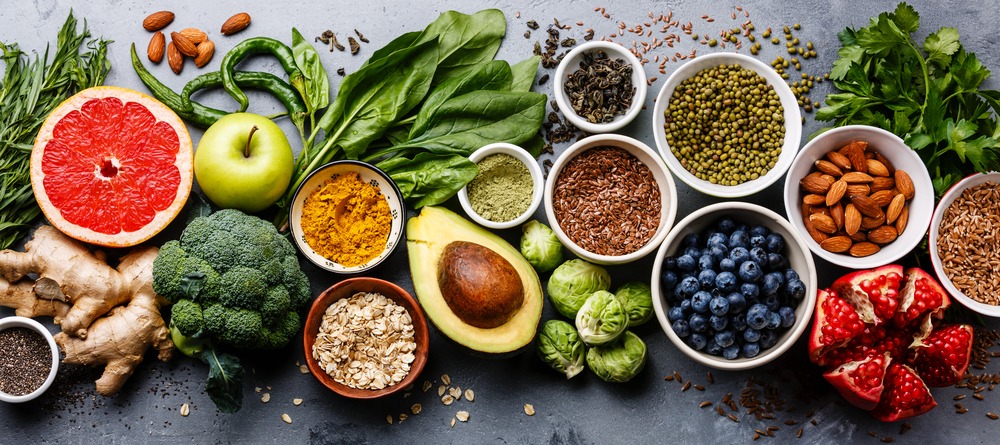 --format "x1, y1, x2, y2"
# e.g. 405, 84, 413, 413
543, 134, 677, 265
553, 41, 647, 133
929, 172, 1000, 317
652, 52, 801, 198
303, 277, 430, 399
